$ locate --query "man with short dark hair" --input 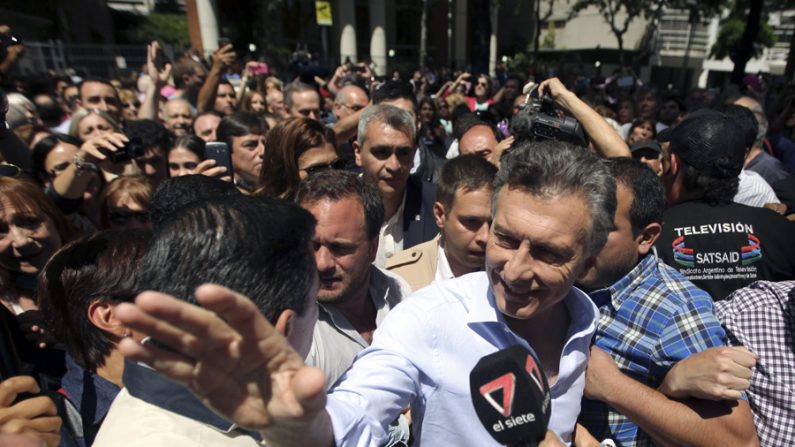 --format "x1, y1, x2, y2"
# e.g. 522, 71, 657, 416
171, 55, 207, 107
655, 110, 795, 300
213, 79, 237, 116
387, 154, 496, 291
77, 78, 122, 123
94, 195, 318, 446
284, 82, 322, 121
123, 119, 171, 189
192, 110, 222, 142
296, 170, 410, 385
577, 157, 758, 446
